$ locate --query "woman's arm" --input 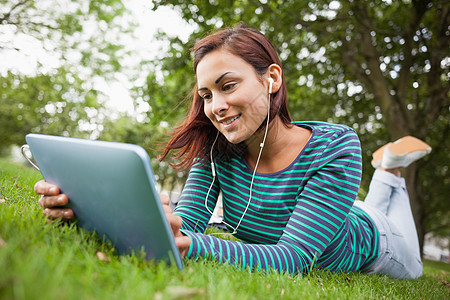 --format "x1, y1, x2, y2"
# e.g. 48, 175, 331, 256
178, 129, 363, 274
173, 159, 220, 233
